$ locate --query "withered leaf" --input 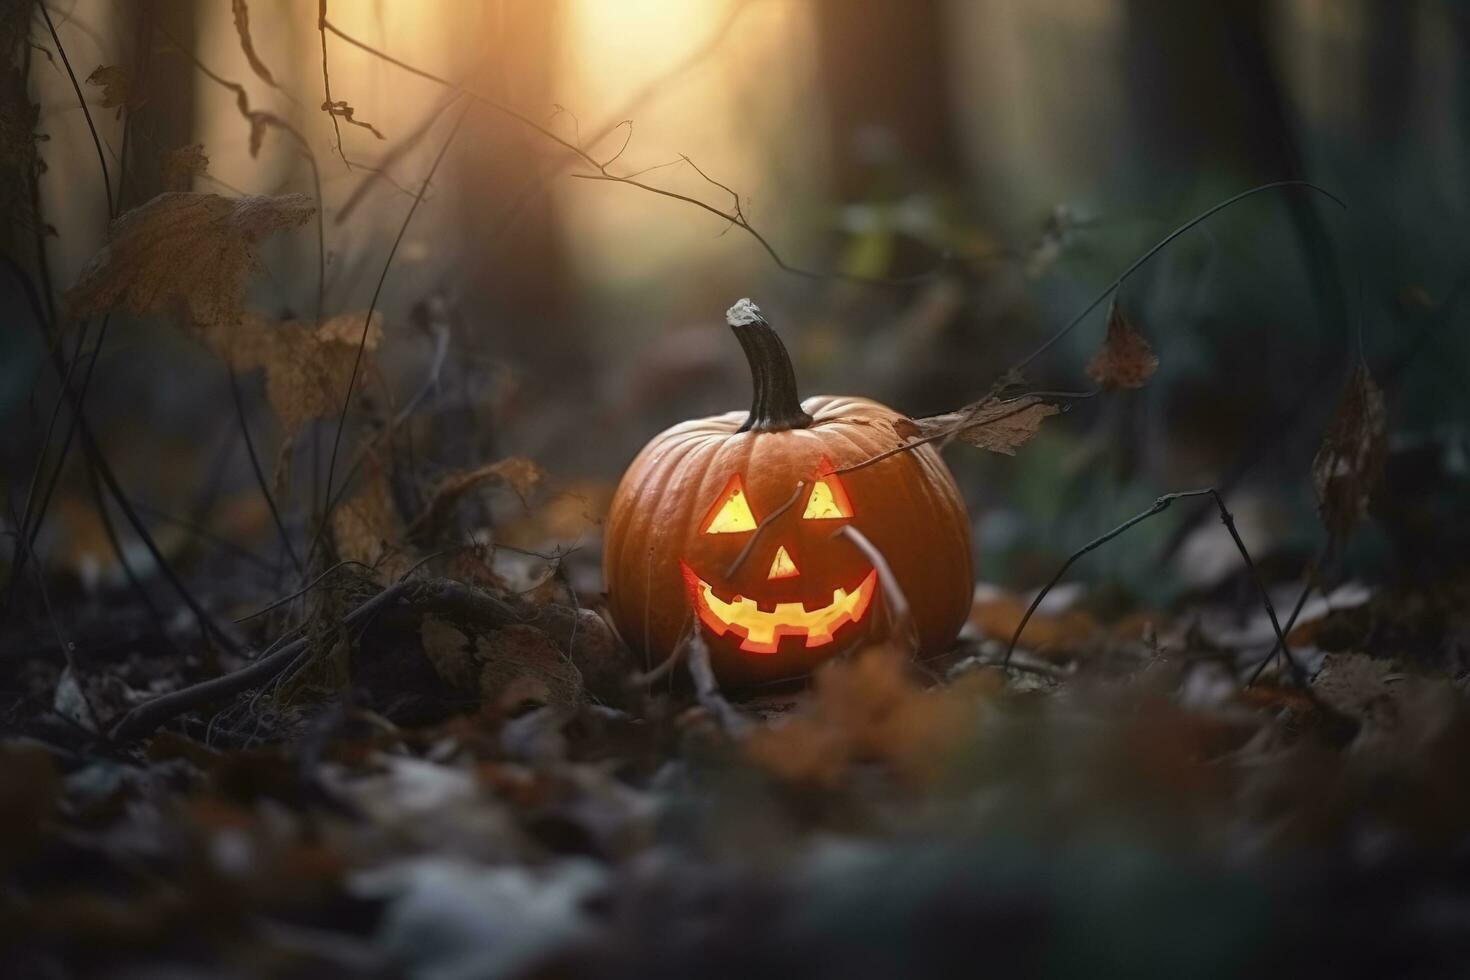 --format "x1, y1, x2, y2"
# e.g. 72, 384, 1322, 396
406, 457, 546, 541
898, 395, 1059, 456
420, 615, 477, 690
210, 312, 383, 435
65, 192, 315, 329
1312, 364, 1386, 548
332, 458, 411, 580
160, 143, 208, 191
1086, 300, 1158, 390
477, 625, 582, 711
85, 65, 138, 110
230, 0, 278, 88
